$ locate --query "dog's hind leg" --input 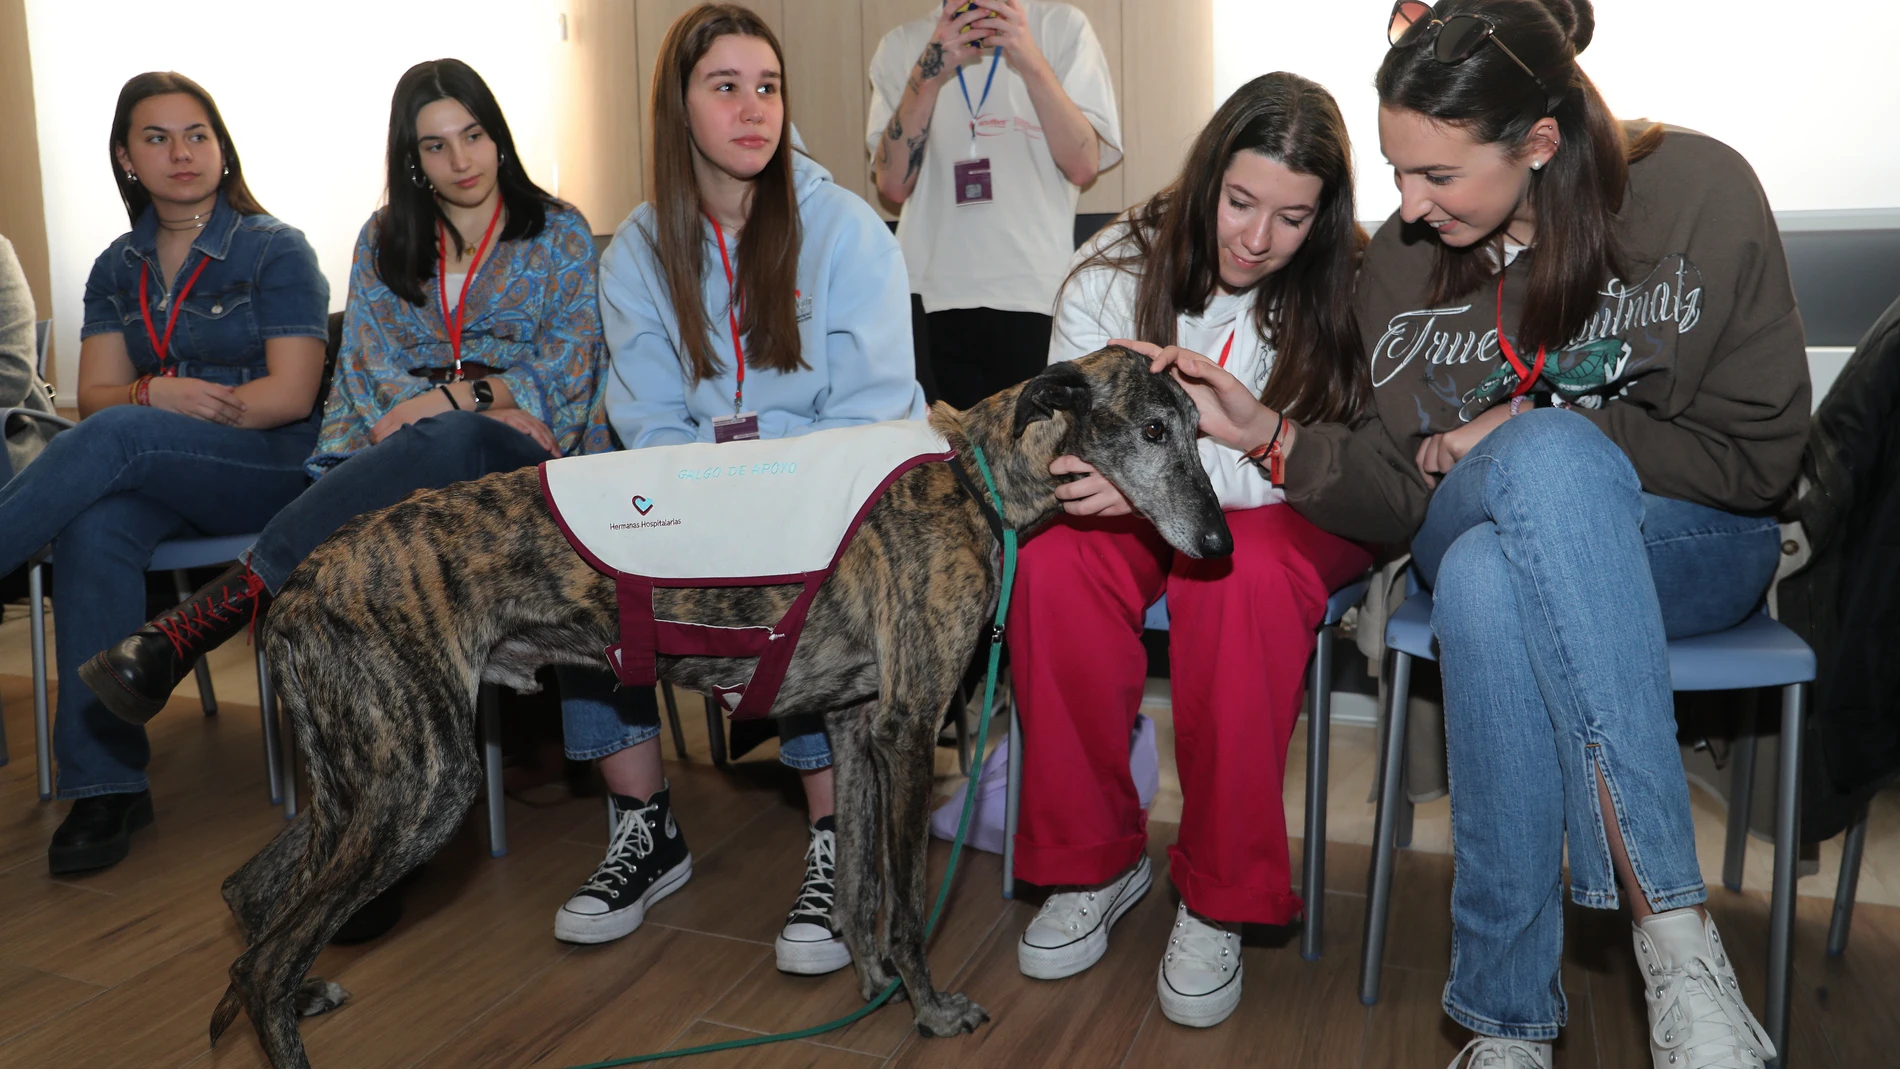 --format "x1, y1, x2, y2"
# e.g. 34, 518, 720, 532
219, 754, 480, 1069
828, 703, 899, 1003
224, 811, 314, 942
